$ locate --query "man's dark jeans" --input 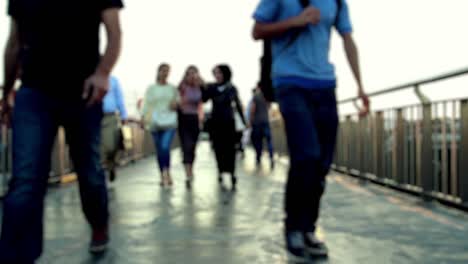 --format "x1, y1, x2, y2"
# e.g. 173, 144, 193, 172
251, 122, 274, 163
0, 87, 108, 262
276, 85, 338, 233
